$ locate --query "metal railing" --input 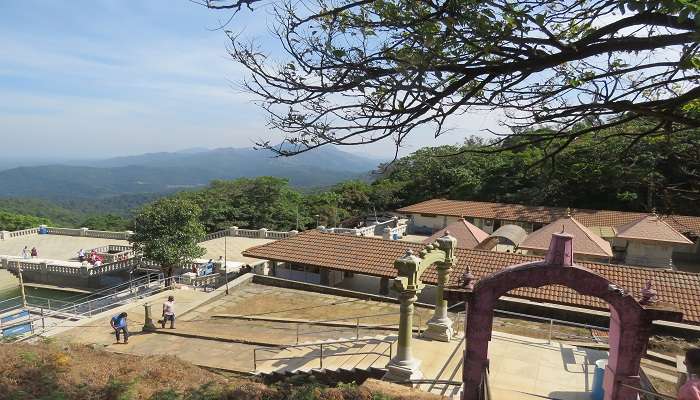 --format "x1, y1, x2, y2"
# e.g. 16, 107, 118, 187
453, 307, 609, 344
294, 311, 422, 344
253, 337, 394, 371
620, 383, 675, 400
2, 274, 169, 339
480, 366, 491, 400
